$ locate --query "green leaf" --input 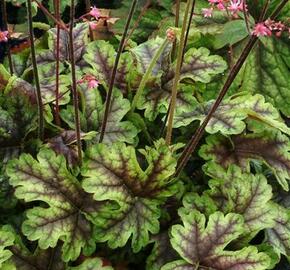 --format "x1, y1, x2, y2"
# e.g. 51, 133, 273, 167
82, 140, 179, 252
175, 94, 290, 134
0, 227, 14, 267
146, 232, 178, 270
200, 131, 290, 190
138, 83, 198, 121
234, 38, 290, 116
61, 88, 138, 144
47, 130, 96, 166
83, 41, 136, 94
203, 164, 275, 233
162, 210, 270, 270
69, 257, 113, 270
35, 23, 89, 67
173, 47, 227, 84
131, 37, 172, 76
266, 205, 290, 257
213, 20, 249, 50
6, 149, 100, 262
